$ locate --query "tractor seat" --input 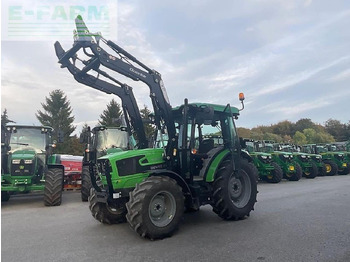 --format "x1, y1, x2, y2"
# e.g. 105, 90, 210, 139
199, 139, 214, 154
